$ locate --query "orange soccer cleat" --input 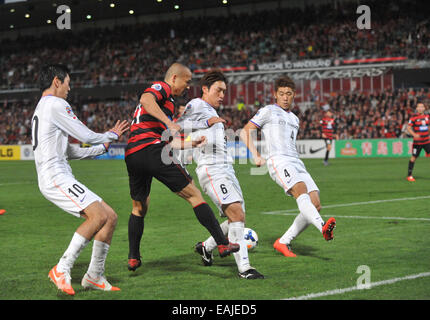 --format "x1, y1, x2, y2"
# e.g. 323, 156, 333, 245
322, 217, 336, 241
81, 273, 120, 292
217, 242, 240, 258
127, 258, 142, 271
273, 238, 297, 257
406, 176, 416, 182
48, 265, 75, 296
